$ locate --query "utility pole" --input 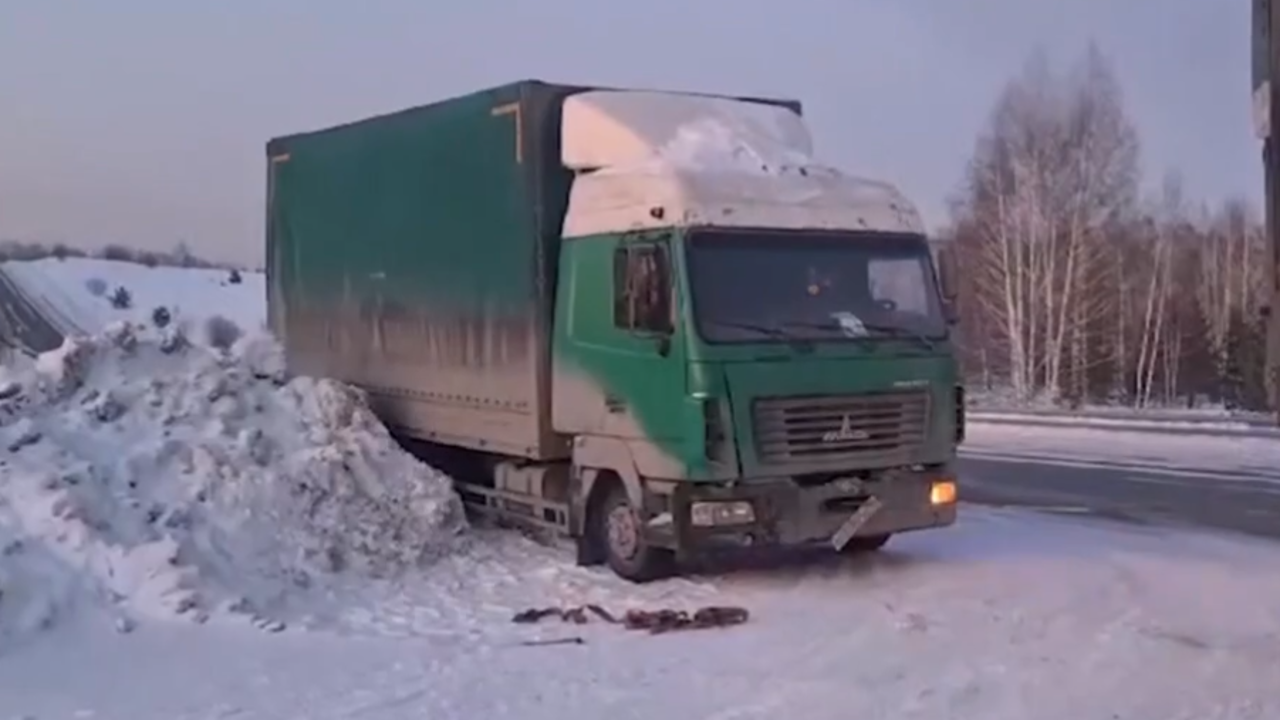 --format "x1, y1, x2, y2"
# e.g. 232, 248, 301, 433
1254, 0, 1280, 420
